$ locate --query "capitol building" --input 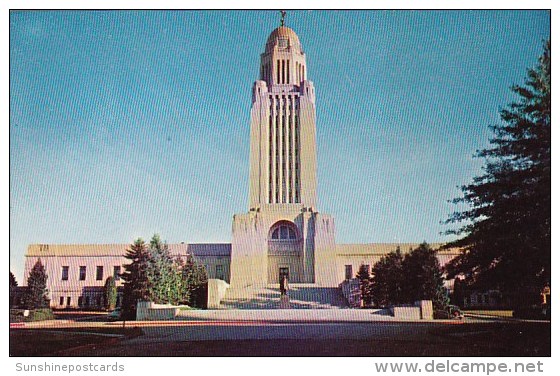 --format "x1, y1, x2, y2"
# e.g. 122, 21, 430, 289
23, 21, 459, 310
